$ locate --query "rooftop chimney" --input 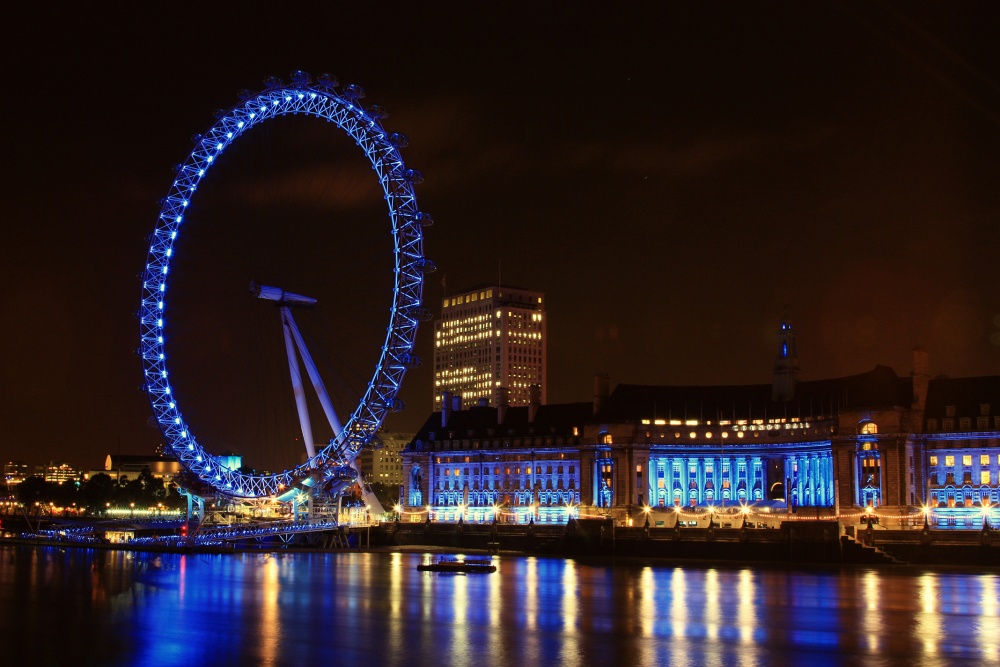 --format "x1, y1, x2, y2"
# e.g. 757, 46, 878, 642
528, 384, 541, 423
593, 373, 610, 416
911, 347, 930, 412
496, 386, 509, 425
441, 390, 453, 427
